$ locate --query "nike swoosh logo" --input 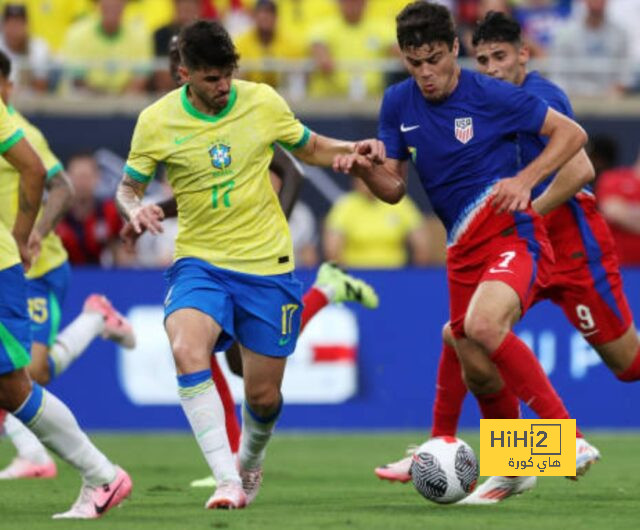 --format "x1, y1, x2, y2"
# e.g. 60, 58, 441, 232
278, 336, 291, 346
400, 124, 420, 132
174, 134, 196, 145
94, 479, 124, 514
581, 329, 600, 337
488, 268, 515, 274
